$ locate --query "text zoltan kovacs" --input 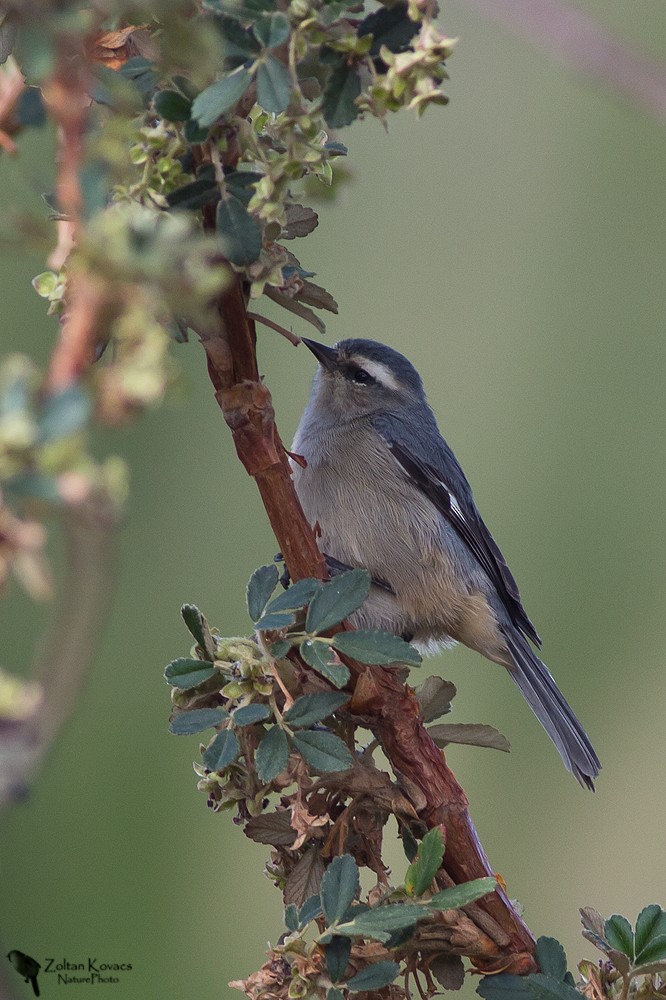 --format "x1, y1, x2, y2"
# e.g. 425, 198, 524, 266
44, 957, 133, 985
